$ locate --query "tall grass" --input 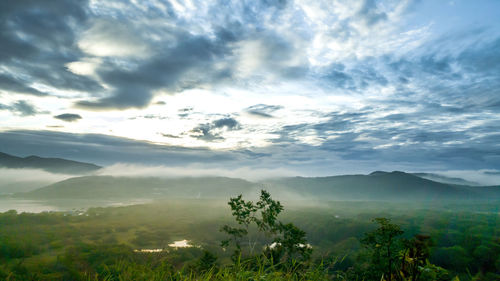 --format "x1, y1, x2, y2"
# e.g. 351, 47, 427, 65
82, 254, 334, 281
